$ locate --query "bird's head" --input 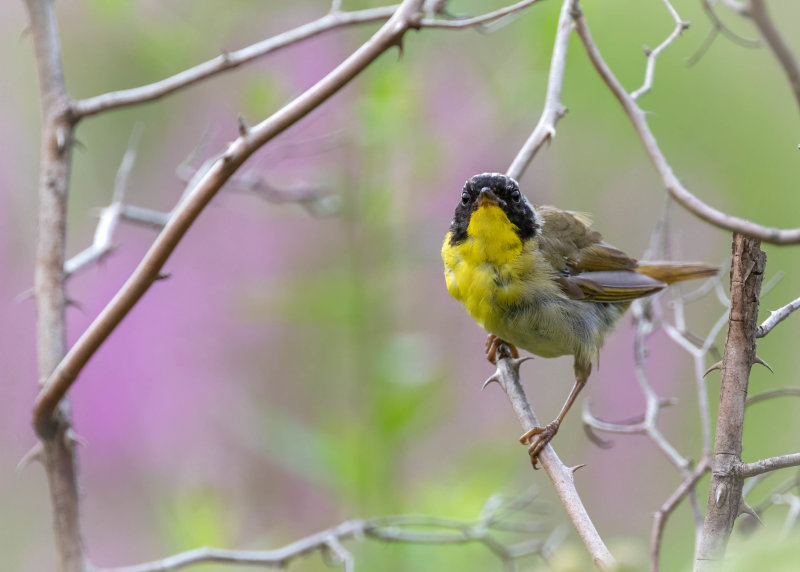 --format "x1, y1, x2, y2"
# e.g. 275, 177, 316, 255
447, 173, 541, 245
